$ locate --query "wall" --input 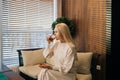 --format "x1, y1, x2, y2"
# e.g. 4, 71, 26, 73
61, 0, 106, 80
